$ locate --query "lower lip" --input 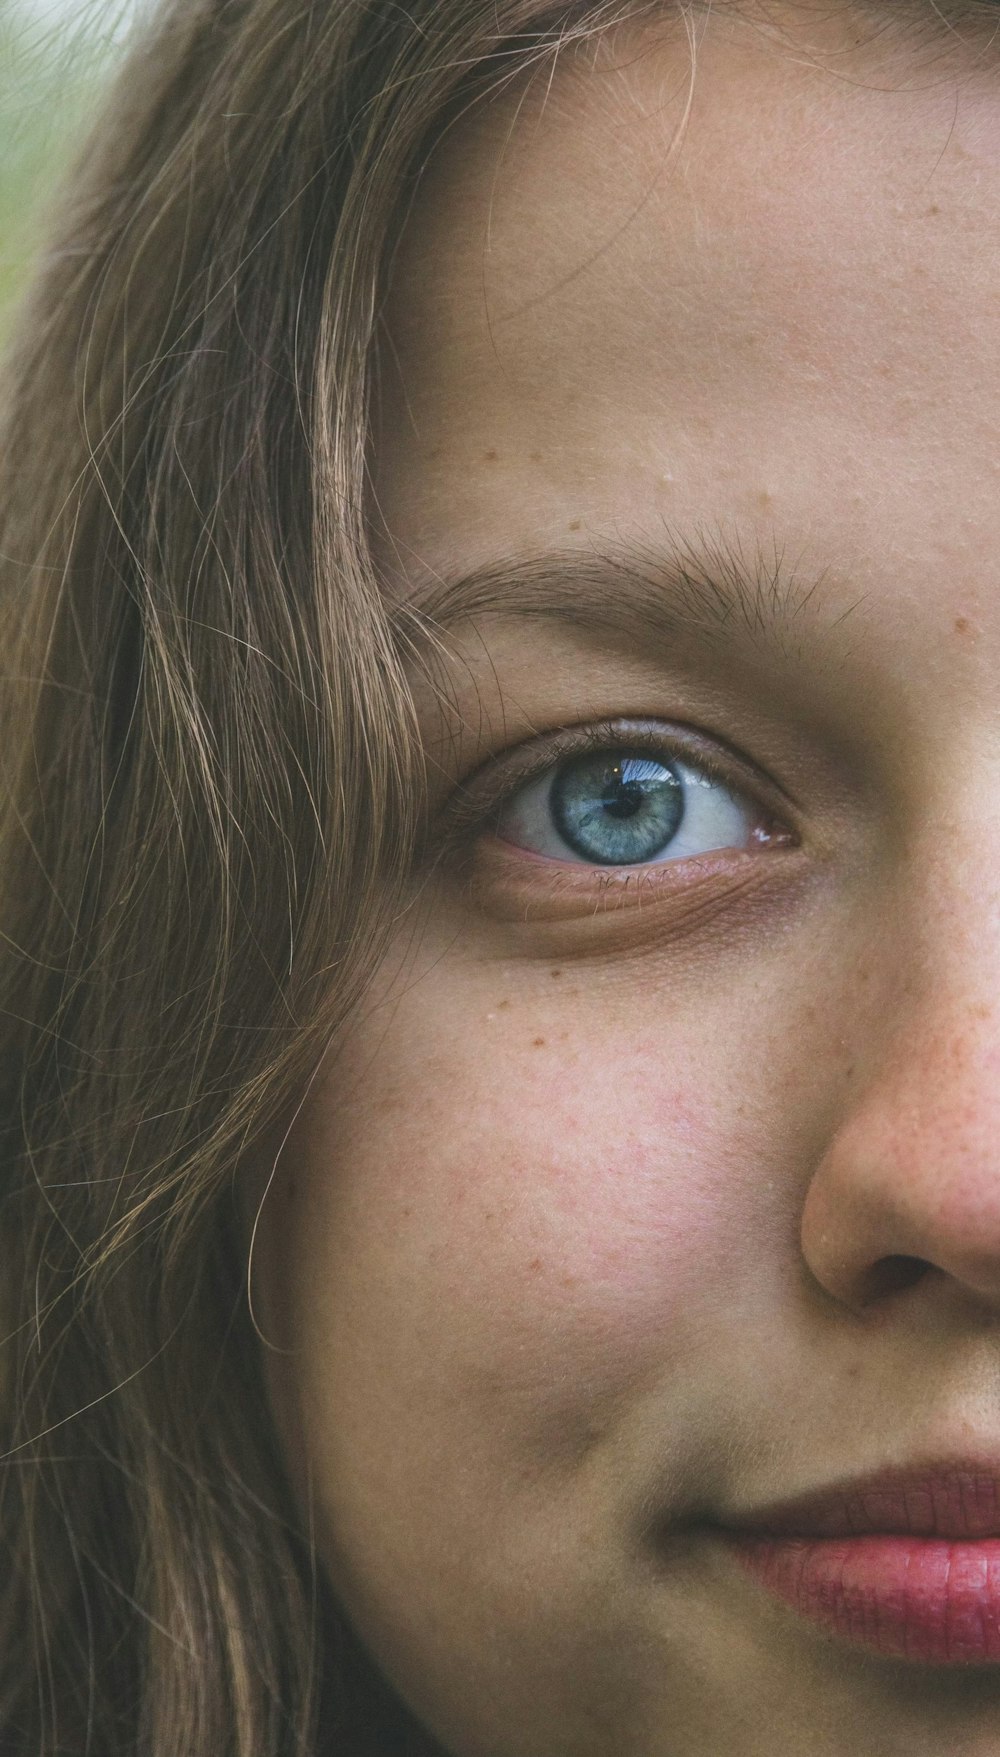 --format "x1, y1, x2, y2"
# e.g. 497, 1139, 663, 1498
725, 1533, 1000, 1665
